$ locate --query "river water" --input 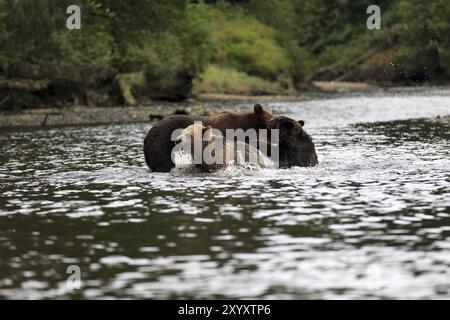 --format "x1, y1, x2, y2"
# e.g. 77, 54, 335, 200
0, 88, 449, 299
